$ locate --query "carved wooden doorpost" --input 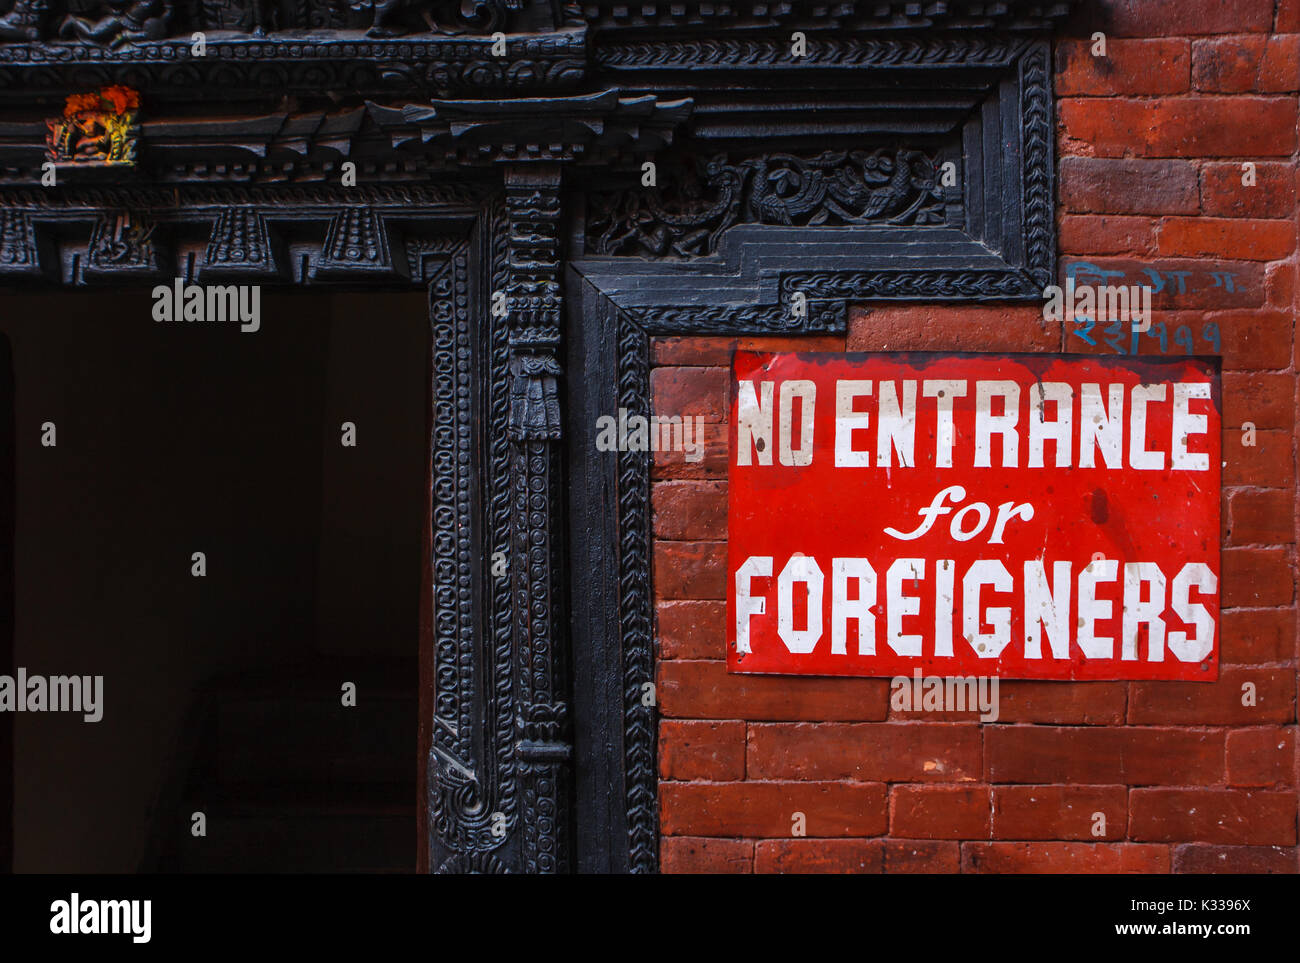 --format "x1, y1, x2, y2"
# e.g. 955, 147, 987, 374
504, 164, 570, 873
